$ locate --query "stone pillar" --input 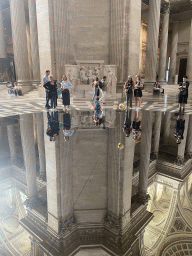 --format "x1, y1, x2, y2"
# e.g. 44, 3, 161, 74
20, 114, 37, 199
168, 21, 179, 84
43, 112, 61, 234
35, 113, 46, 180
110, 0, 141, 82
28, 0, 41, 86
158, 5, 170, 84
10, 0, 32, 93
187, 18, 192, 83
127, 0, 141, 79
153, 111, 162, 157
120, 128, 135, 230
7, 125, 17, 162
138, 111, 153, 200
0, 10, 6, 58
186, 115, 192, 157
163, 111, 171, 145
144, 0, 161, 91
177, 115, 189, 163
